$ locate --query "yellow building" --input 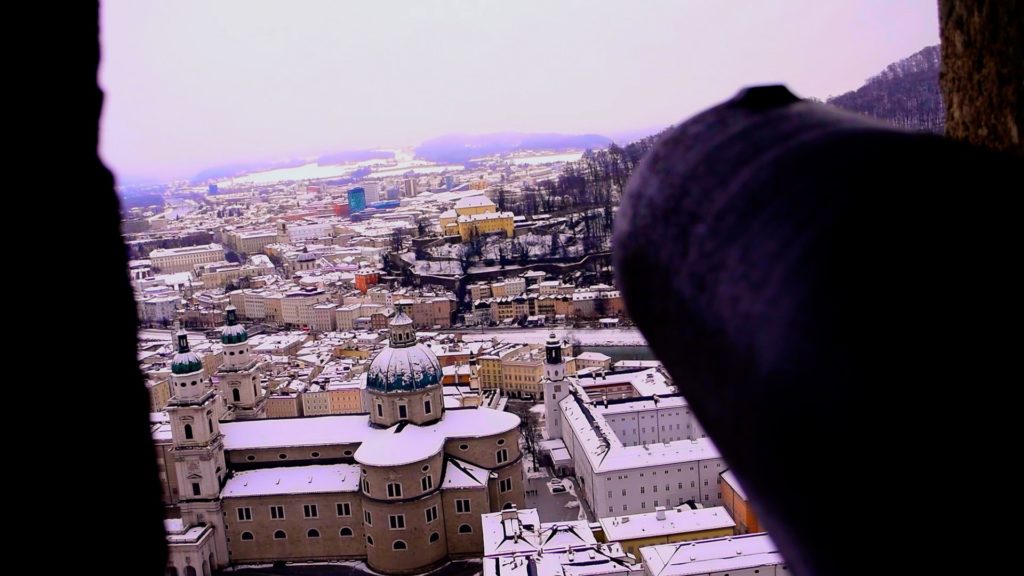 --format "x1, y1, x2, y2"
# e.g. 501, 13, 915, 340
501, 345, 545, 399
478, 355, 504, 391
457, 212, 515, 241
148, 378, 172, 411
720, 470, 761, 534
598, 506, 736, 558
439, 195, 514, 240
